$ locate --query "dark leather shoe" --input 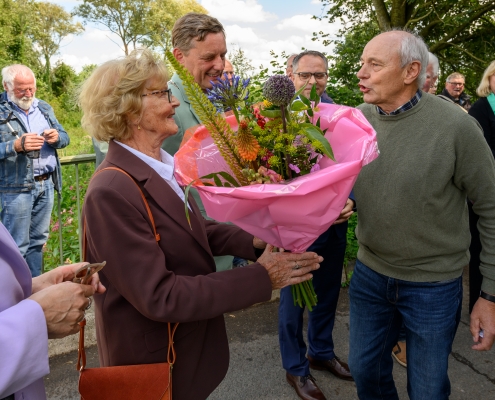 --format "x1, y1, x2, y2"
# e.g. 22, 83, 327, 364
286, 373, 327, 400
307, 355, 354, 381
